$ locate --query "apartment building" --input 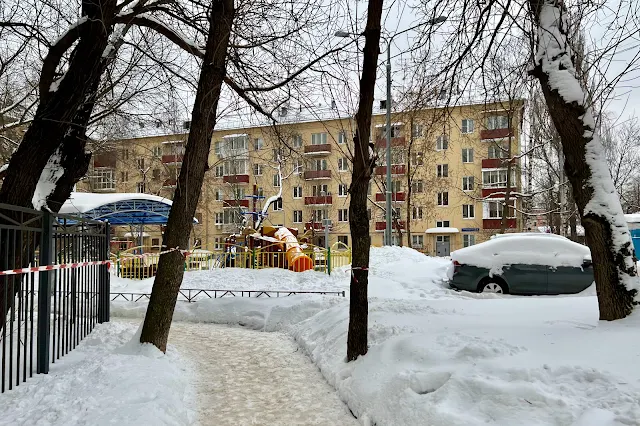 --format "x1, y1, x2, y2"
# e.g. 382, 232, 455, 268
81, 99, 524, 255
